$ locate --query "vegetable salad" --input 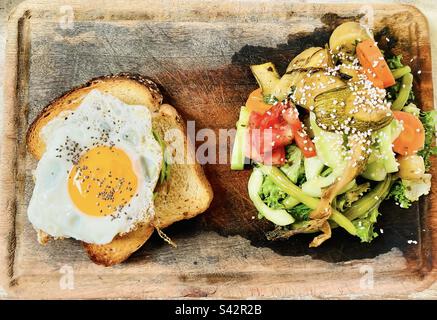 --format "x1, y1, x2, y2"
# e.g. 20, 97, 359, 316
231, 21, 437, 247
